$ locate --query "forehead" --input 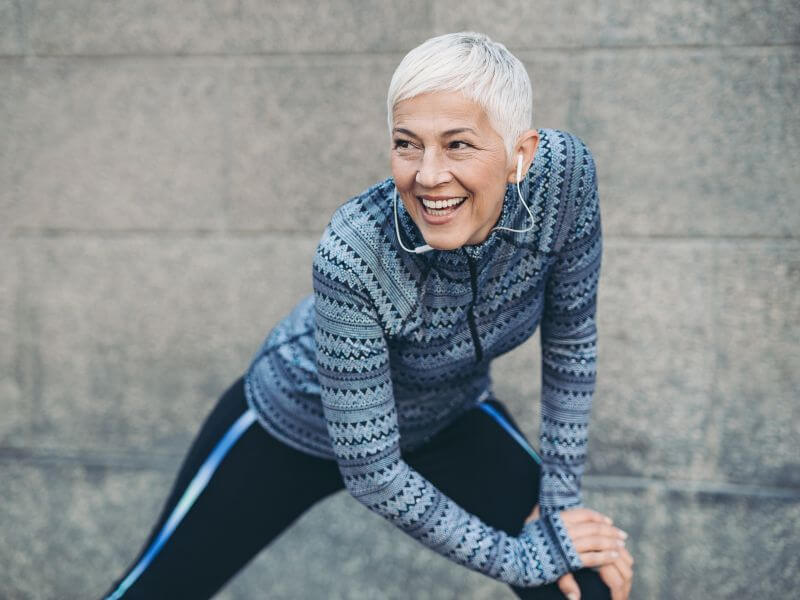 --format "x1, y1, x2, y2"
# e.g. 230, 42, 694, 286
392, 91, 494, 134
